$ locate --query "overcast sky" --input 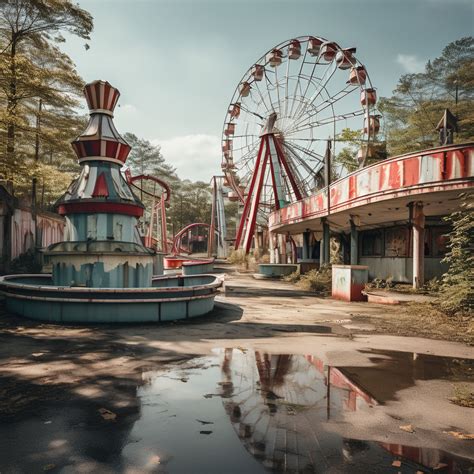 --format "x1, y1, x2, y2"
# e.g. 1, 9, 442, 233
63, 0, 473, 181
